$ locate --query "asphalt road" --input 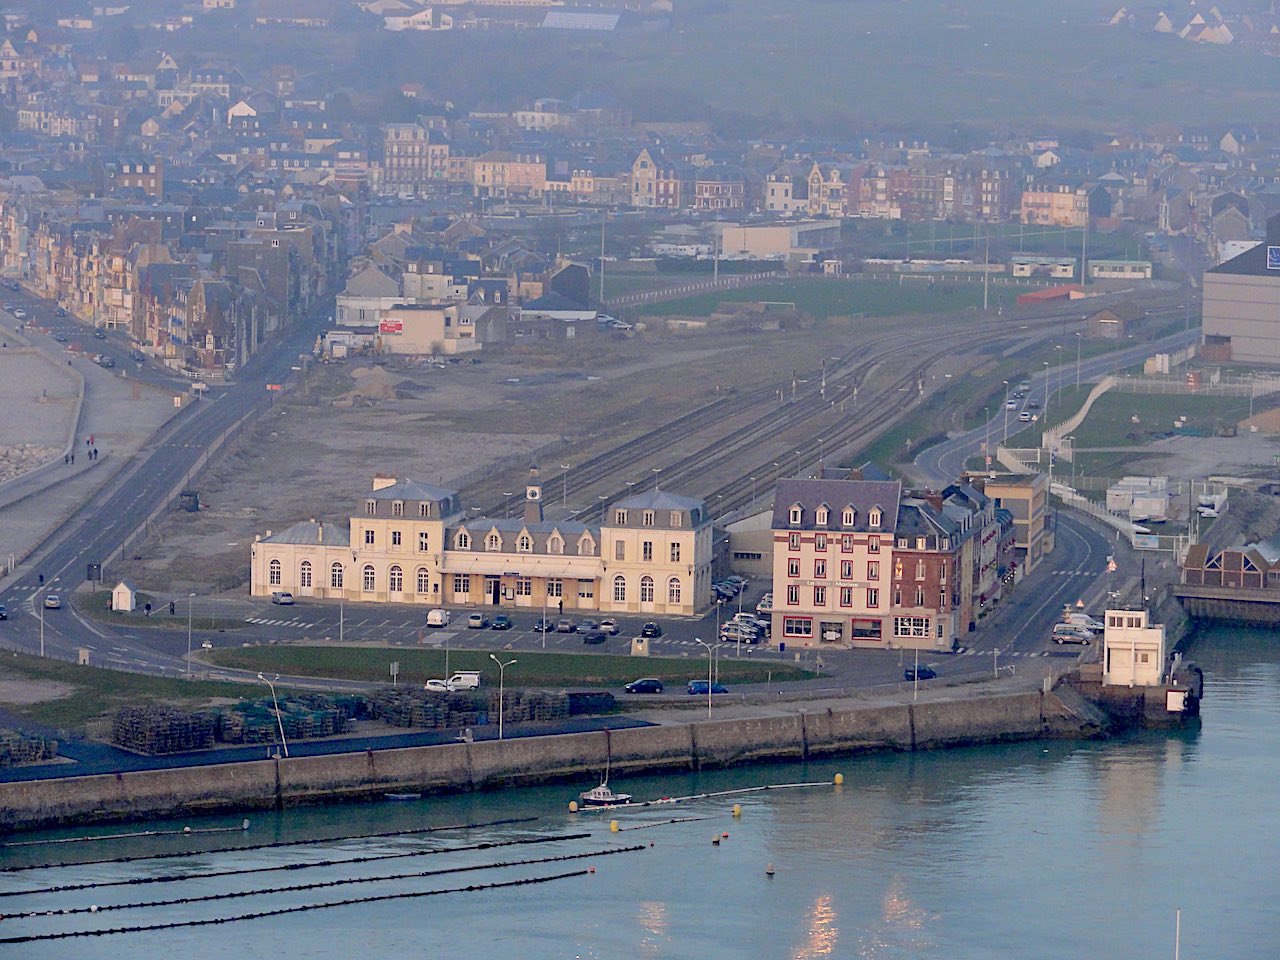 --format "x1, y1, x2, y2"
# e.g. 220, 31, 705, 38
914, 324, 1200, 485
0, 293, 329, 669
